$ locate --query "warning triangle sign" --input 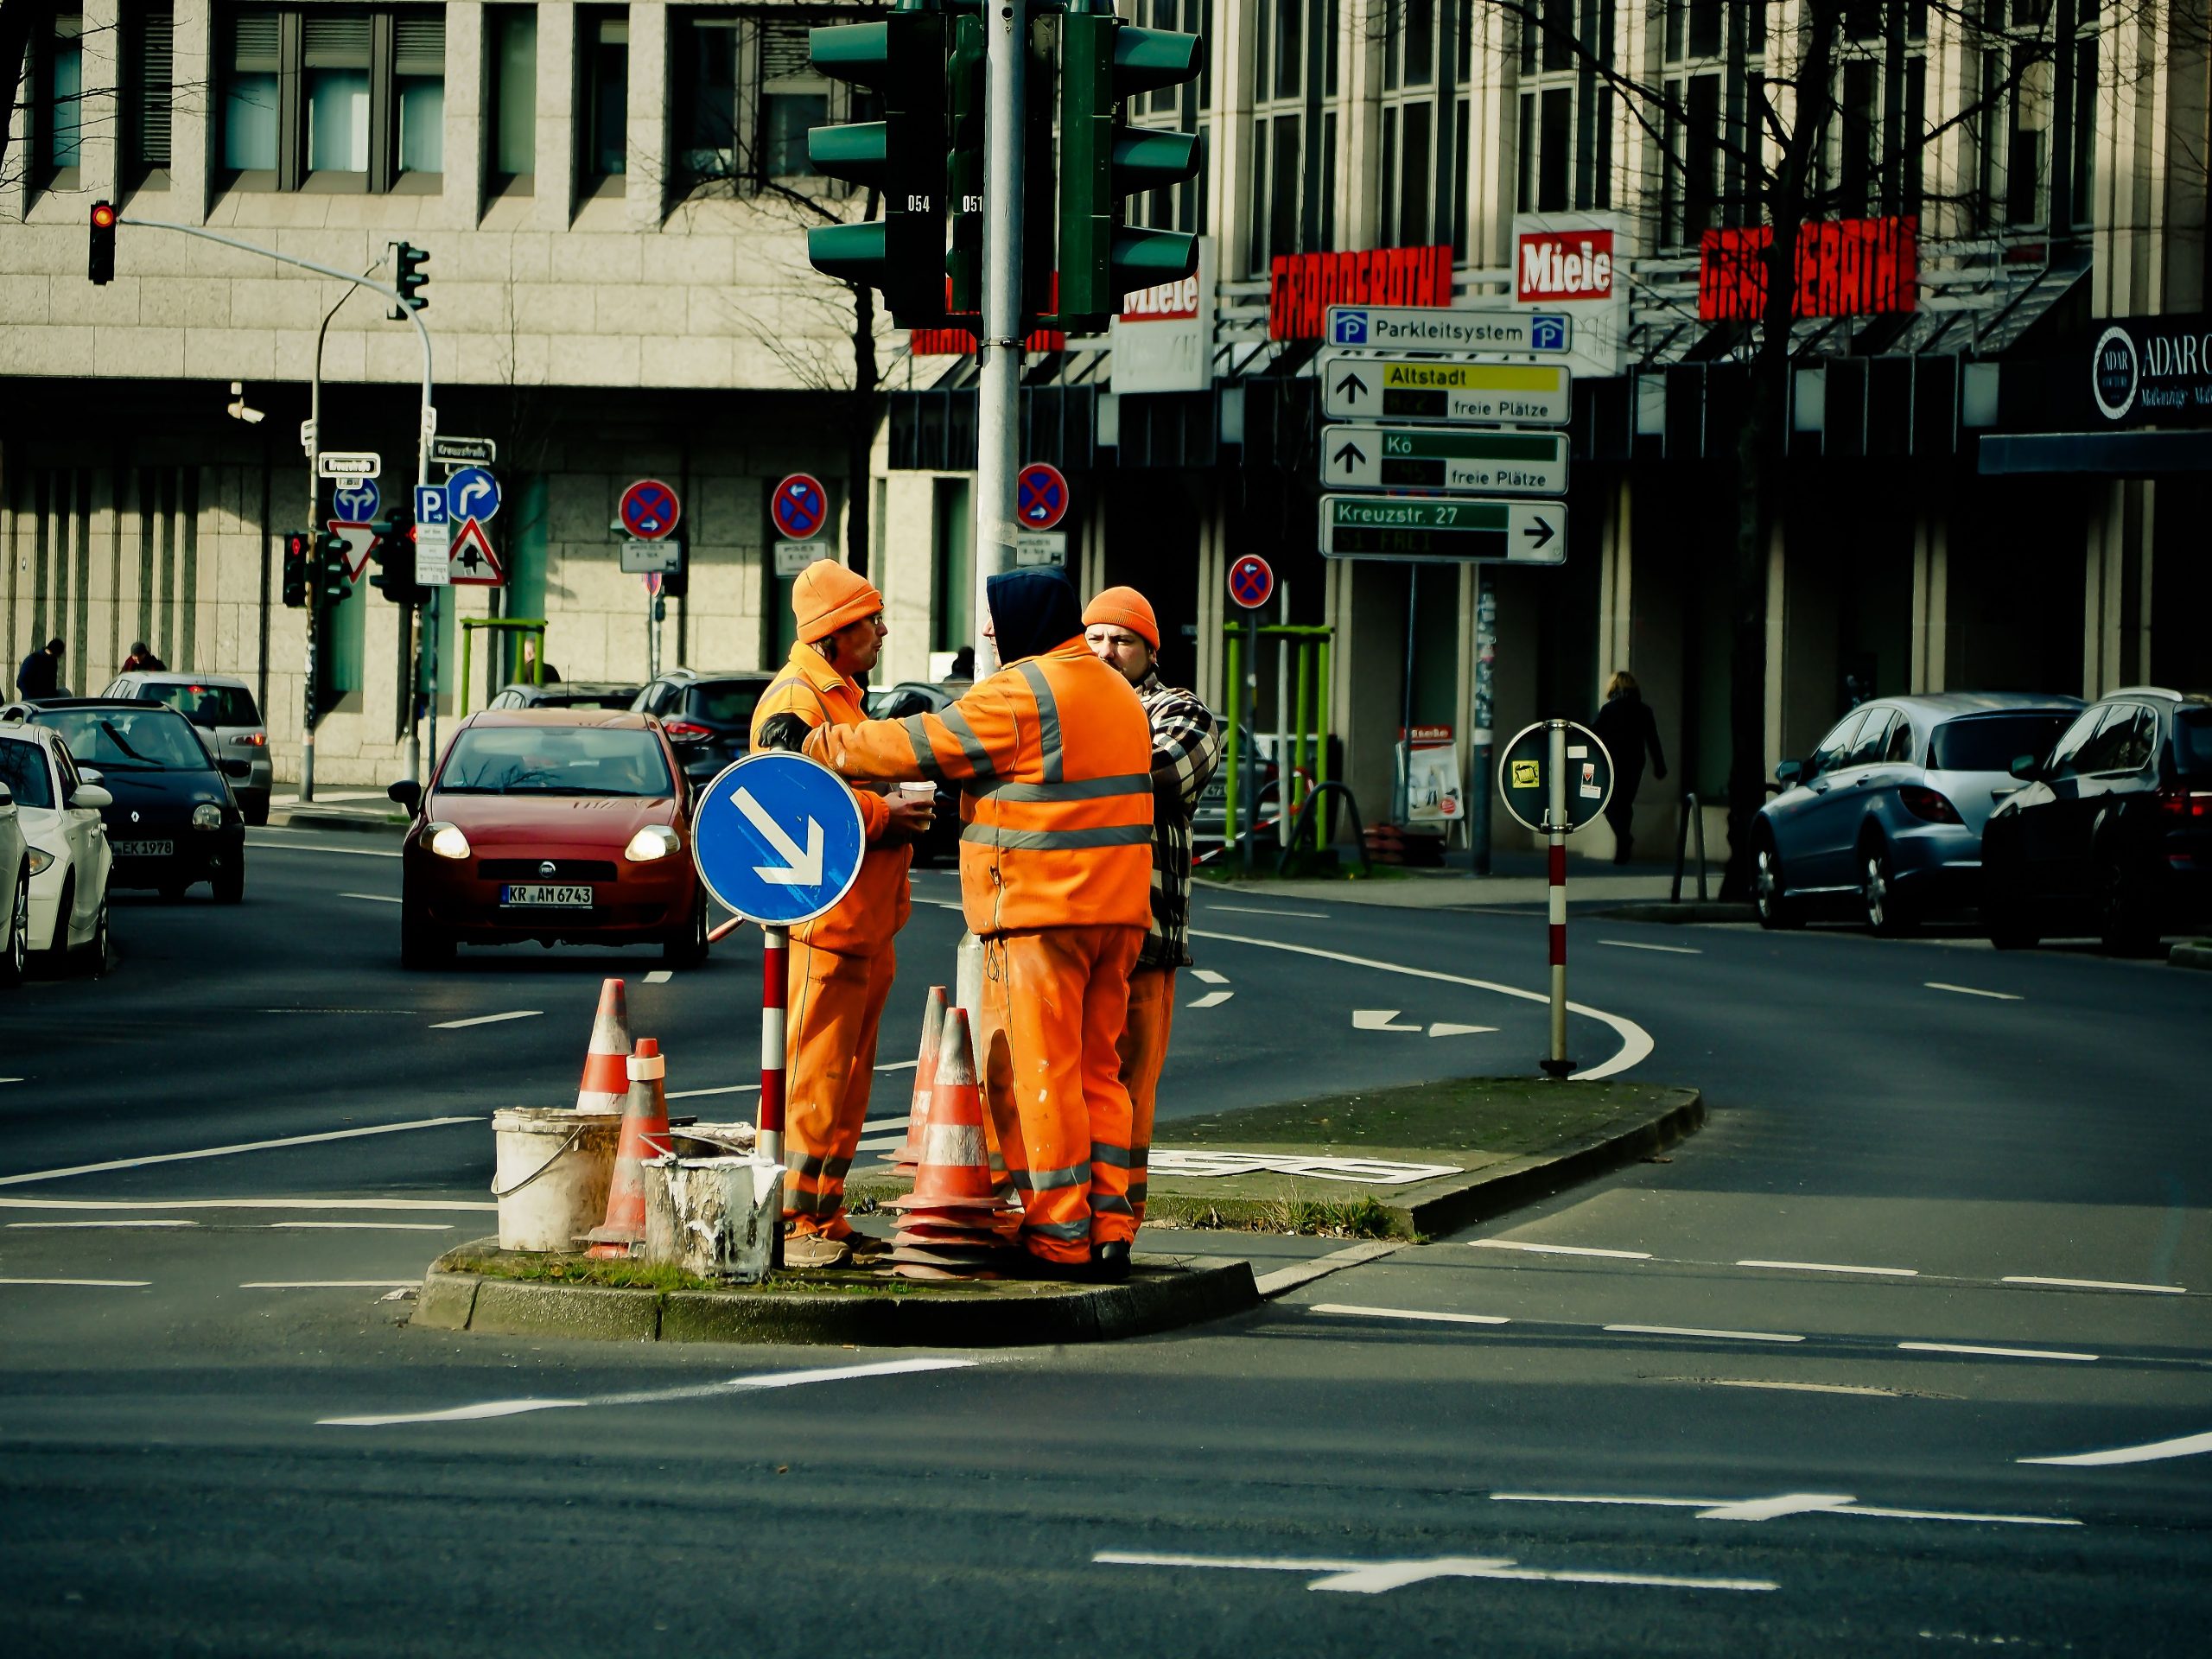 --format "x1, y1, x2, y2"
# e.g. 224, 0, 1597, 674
447, 516, 505, 586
